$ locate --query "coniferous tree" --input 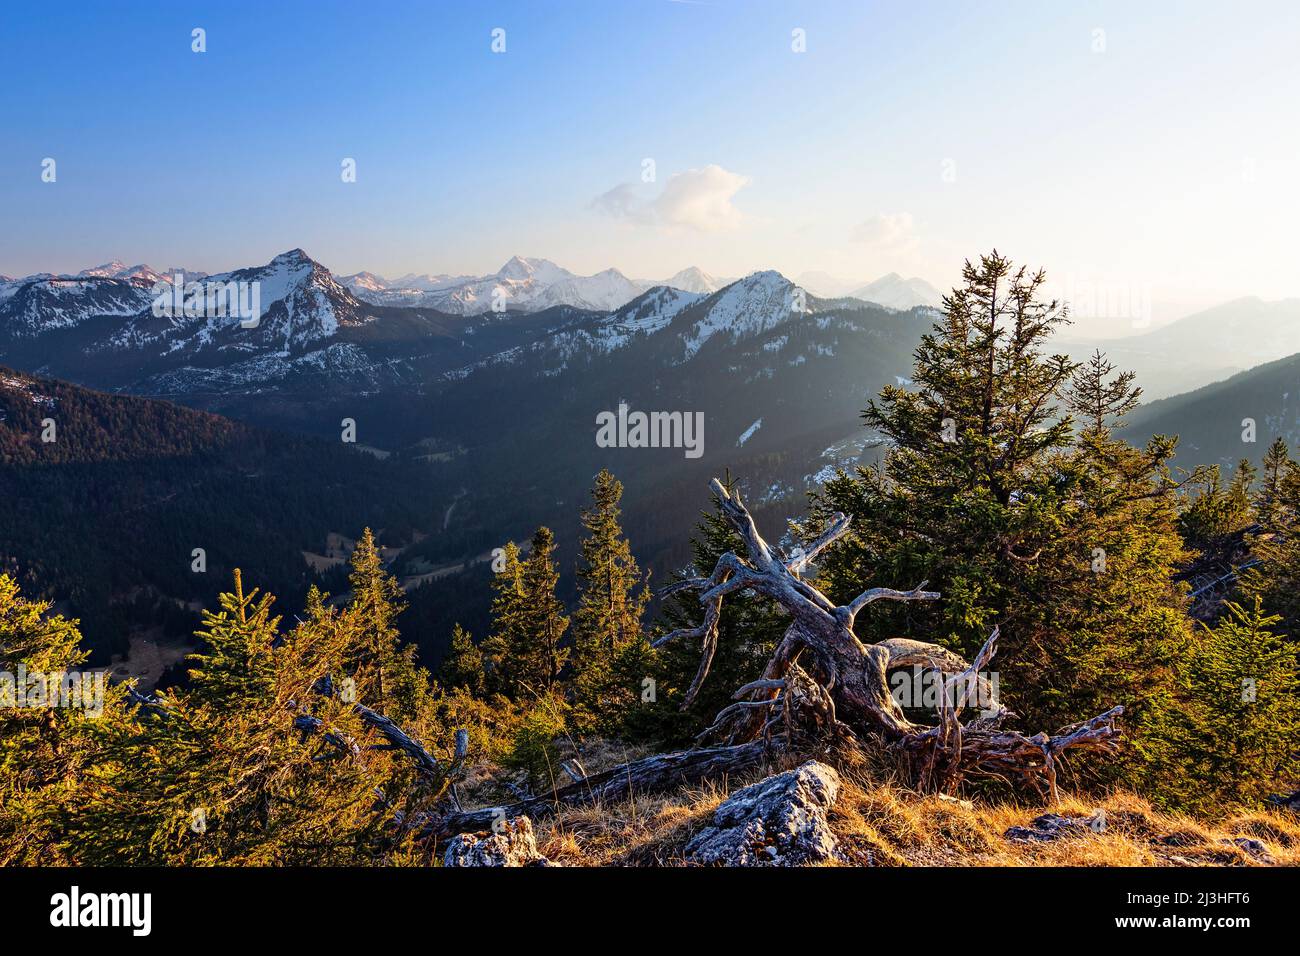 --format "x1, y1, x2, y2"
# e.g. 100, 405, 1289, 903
571, 470, 650, 735
1179, 462, 1255, 549
1140, 599, 1300, 813
809, 254, 1196, 793
519, 527, 569, 693
1228, 458, 1257, 521
811, 252, 1078, 659
483, 529, 569, 697
1255, 437, 1297, 532
482, 541, 526, 696
0, 575, 135, 864
1240, 439, 1300, 629
1044, 354, 1196, 779
343, 528, 426, 721
75, 571, 425, 865
440, 623, 485, 694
